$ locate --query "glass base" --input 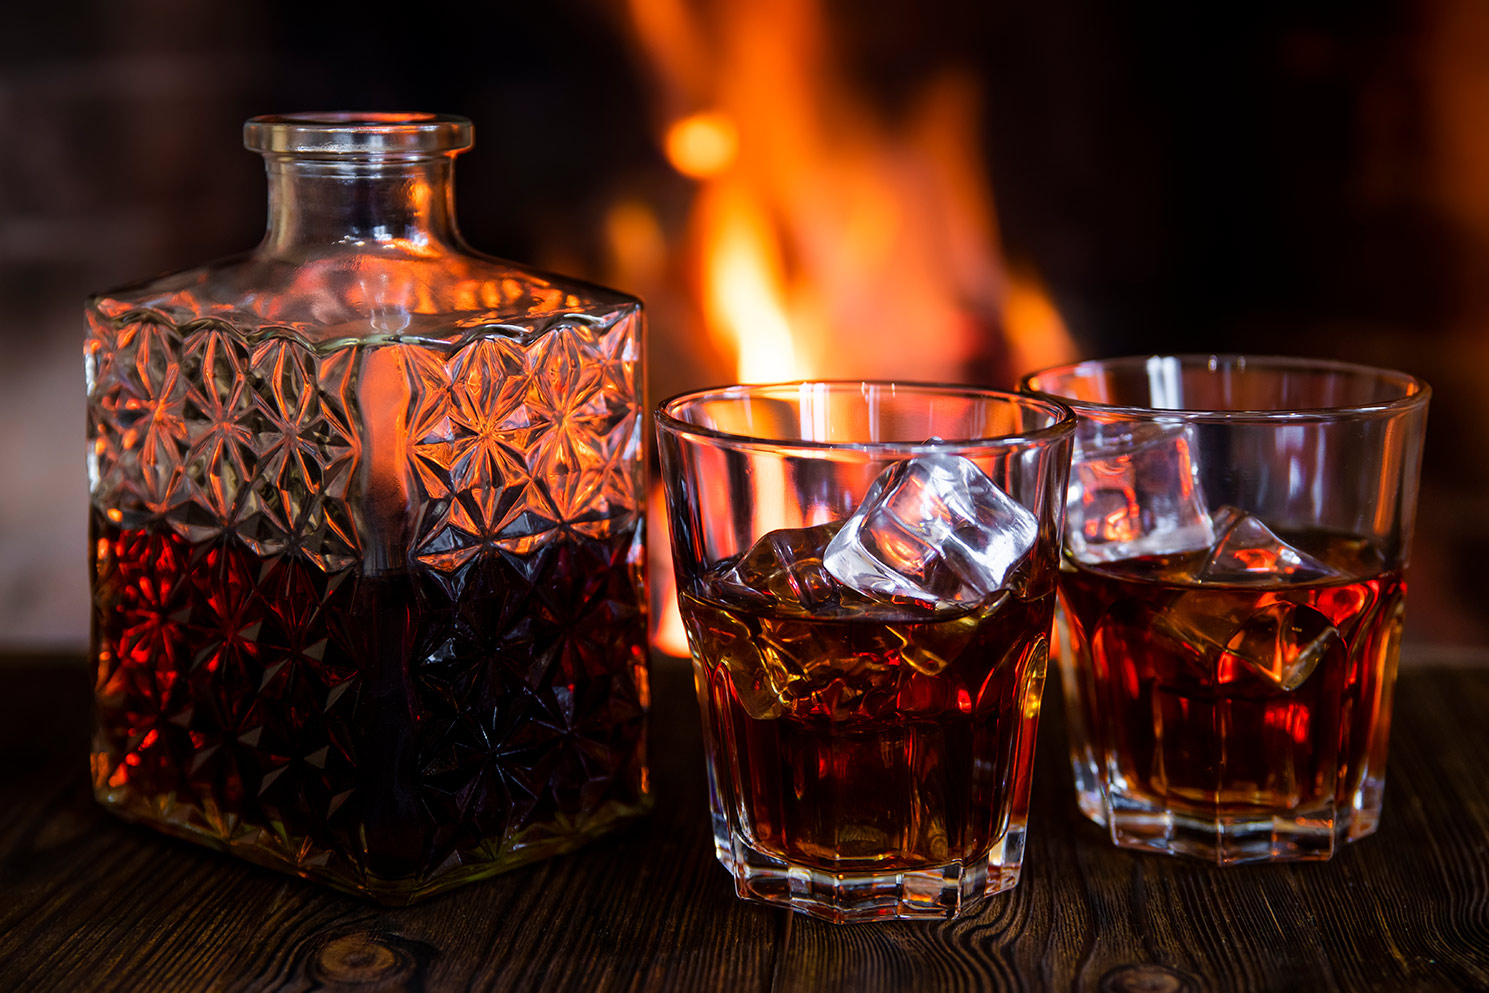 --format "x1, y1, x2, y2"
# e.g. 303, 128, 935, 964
97, 784, 653, 904
1070, 751, 1107, 826
715, 829, 1026, 923
1077, 773, 1385, 865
